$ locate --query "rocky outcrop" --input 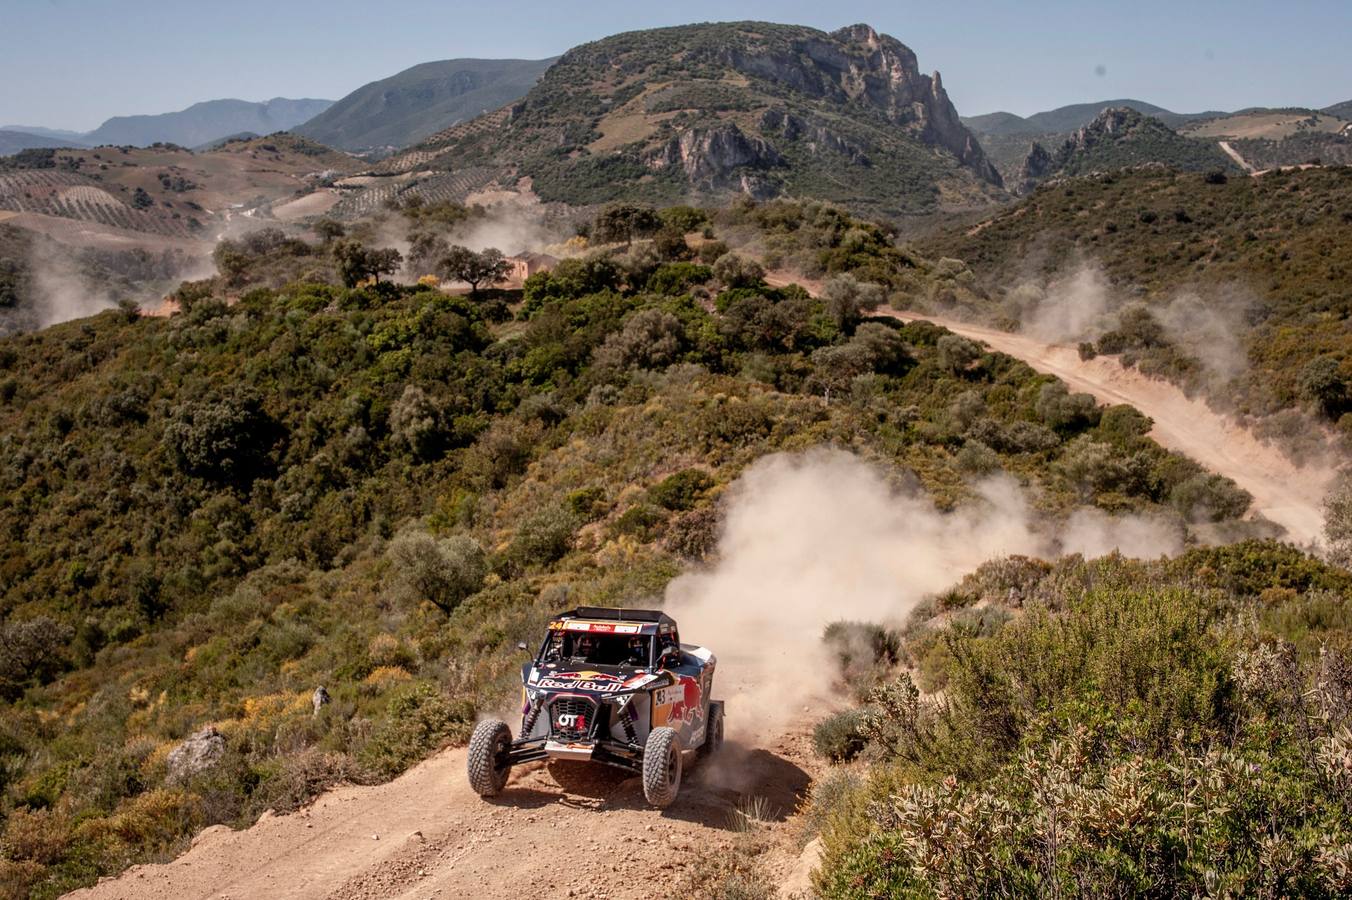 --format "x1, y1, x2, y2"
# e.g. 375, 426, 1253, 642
1017, 142, 1054, 193
759, 109, 870, 165
167, 726, 226, 783
645, 123, 784, 192
721, 24, 1001, 186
